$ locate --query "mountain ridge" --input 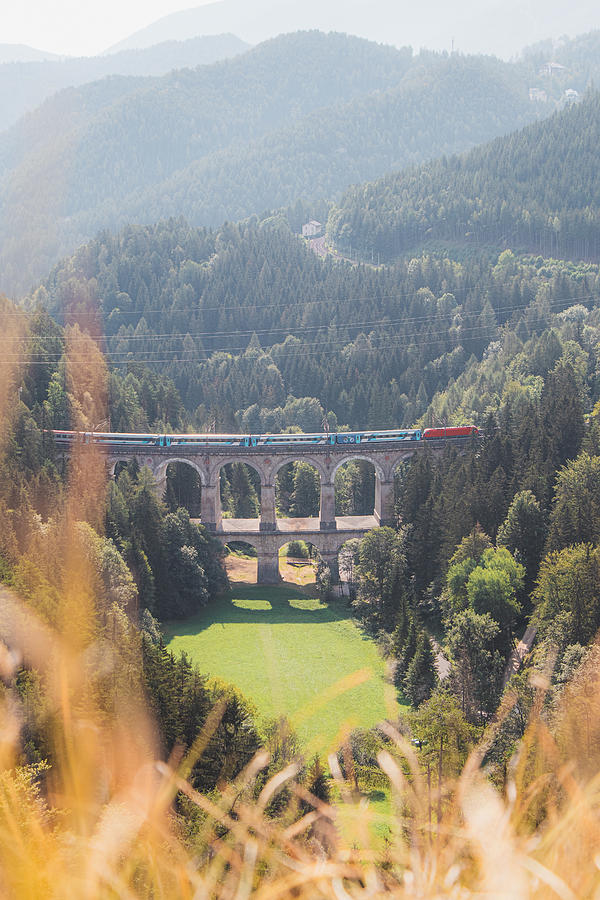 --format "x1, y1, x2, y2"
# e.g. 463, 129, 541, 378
0, 33, 250, 133
0, 32, 540, 296
0, 43, 62, 64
